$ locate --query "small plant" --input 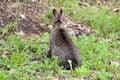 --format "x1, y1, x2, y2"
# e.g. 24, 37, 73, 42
40, 9, 52, 24
96, 70, 113, 80
75, 66, 90, 78
68, 60, 73, 70
2, 20, 18, 37
10, 53, 26, 66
